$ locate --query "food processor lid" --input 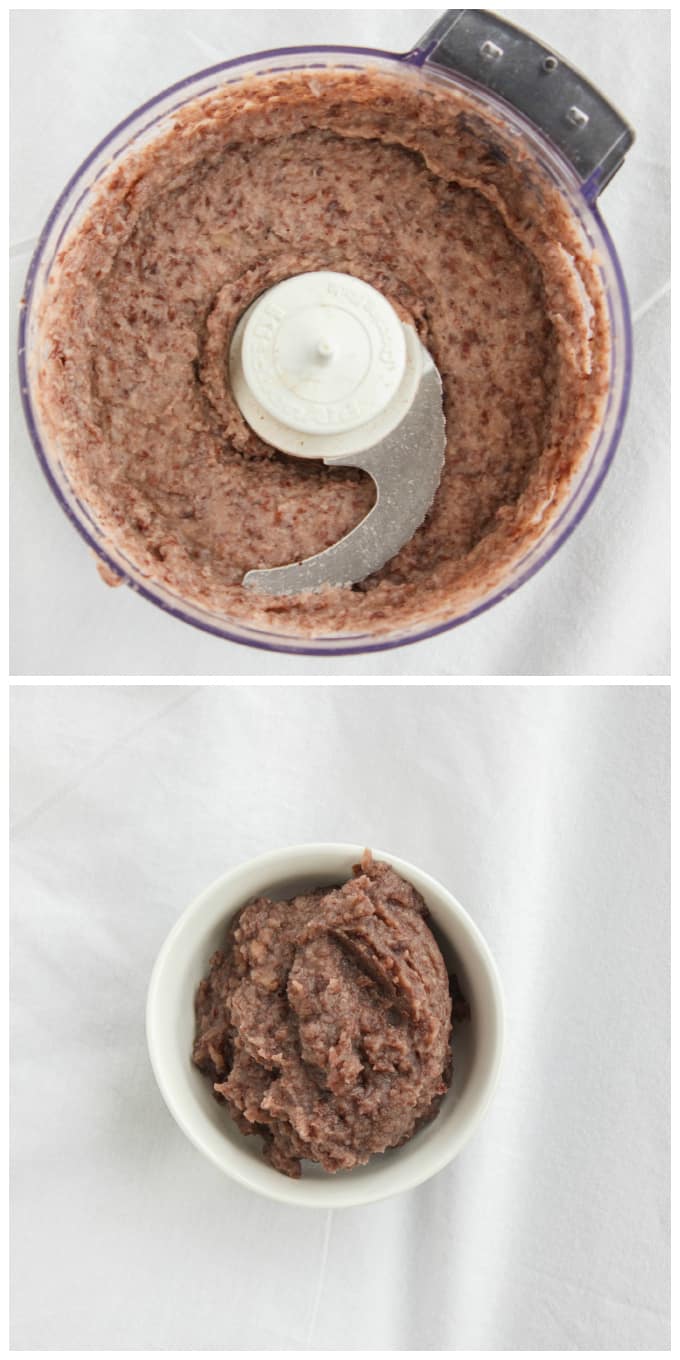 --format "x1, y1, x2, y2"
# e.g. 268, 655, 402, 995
416, 9, 634, 197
